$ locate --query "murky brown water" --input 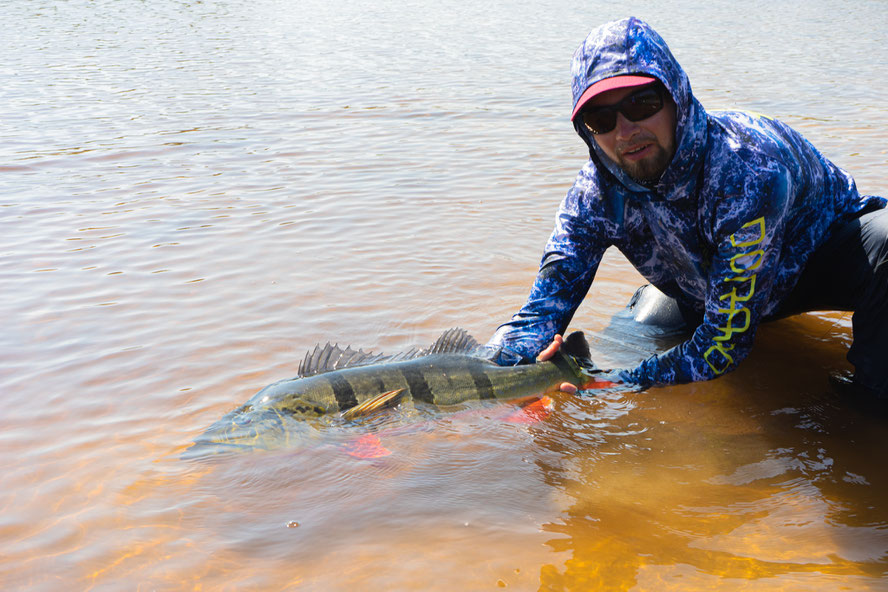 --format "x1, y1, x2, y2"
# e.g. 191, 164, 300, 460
2, 0, 887, 590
